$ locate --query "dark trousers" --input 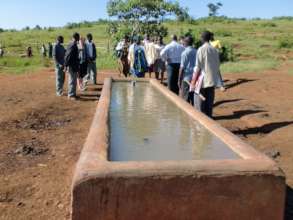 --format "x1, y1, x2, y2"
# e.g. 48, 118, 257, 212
181, 81, 194, 105
194, 87, 215, 118
167, 63, 180, 95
